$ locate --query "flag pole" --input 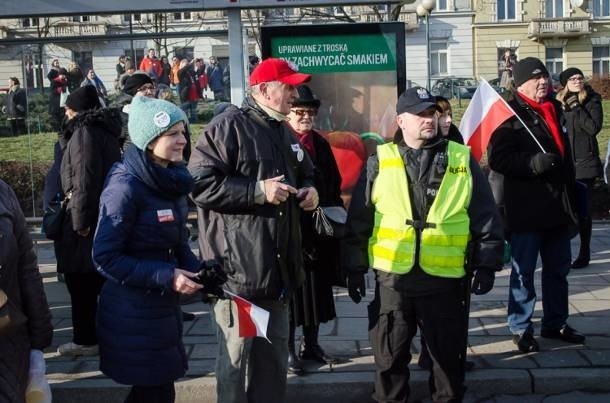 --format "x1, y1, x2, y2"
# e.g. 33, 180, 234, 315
479, 78, 547, 154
